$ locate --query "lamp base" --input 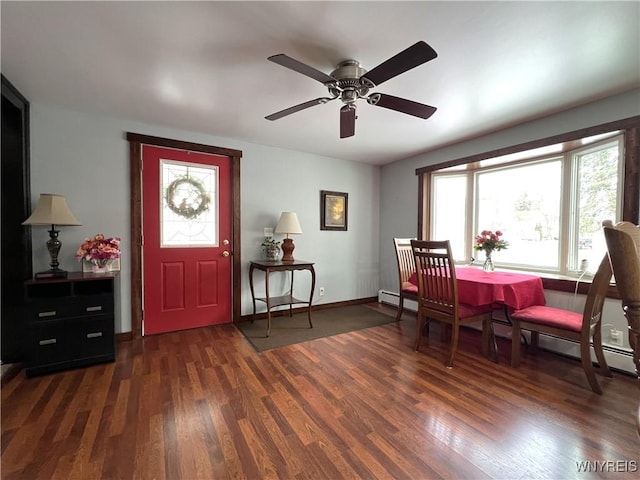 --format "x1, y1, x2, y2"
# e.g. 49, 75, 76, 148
281, 238, 295, 262
35, 269, 68, 280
